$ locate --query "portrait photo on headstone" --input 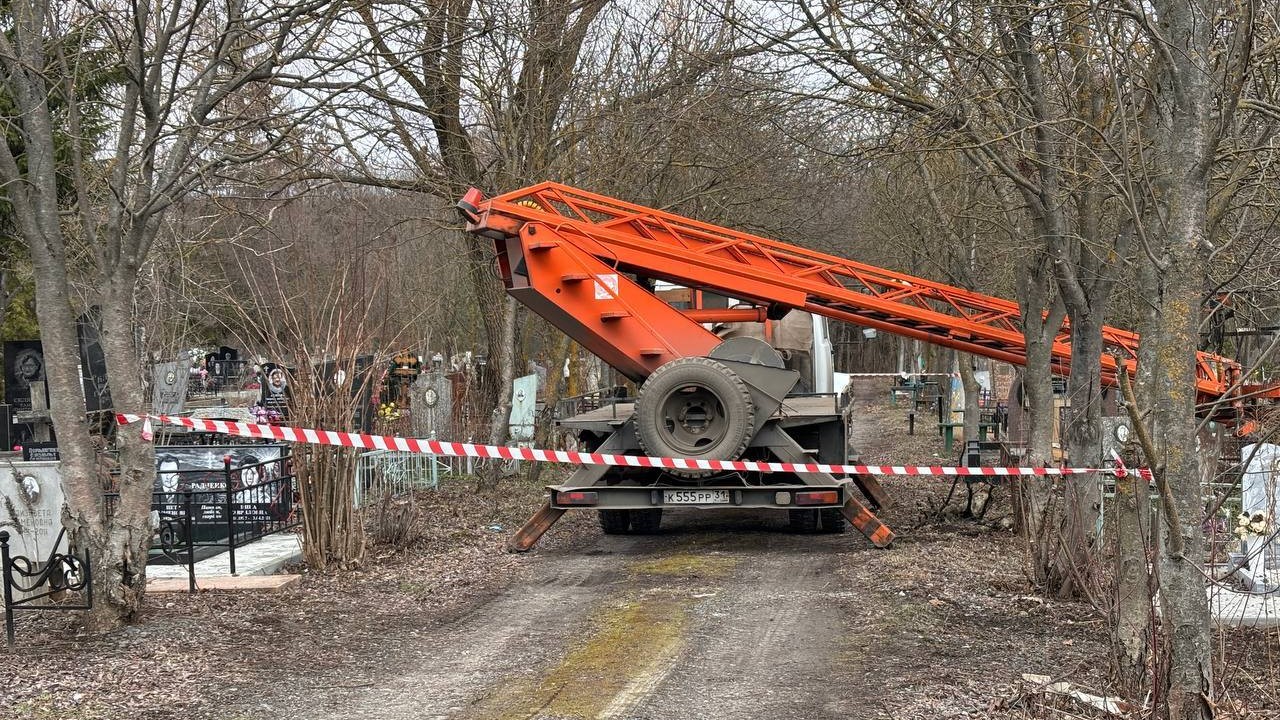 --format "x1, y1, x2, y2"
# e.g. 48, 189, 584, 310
3, 340, 47, 412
